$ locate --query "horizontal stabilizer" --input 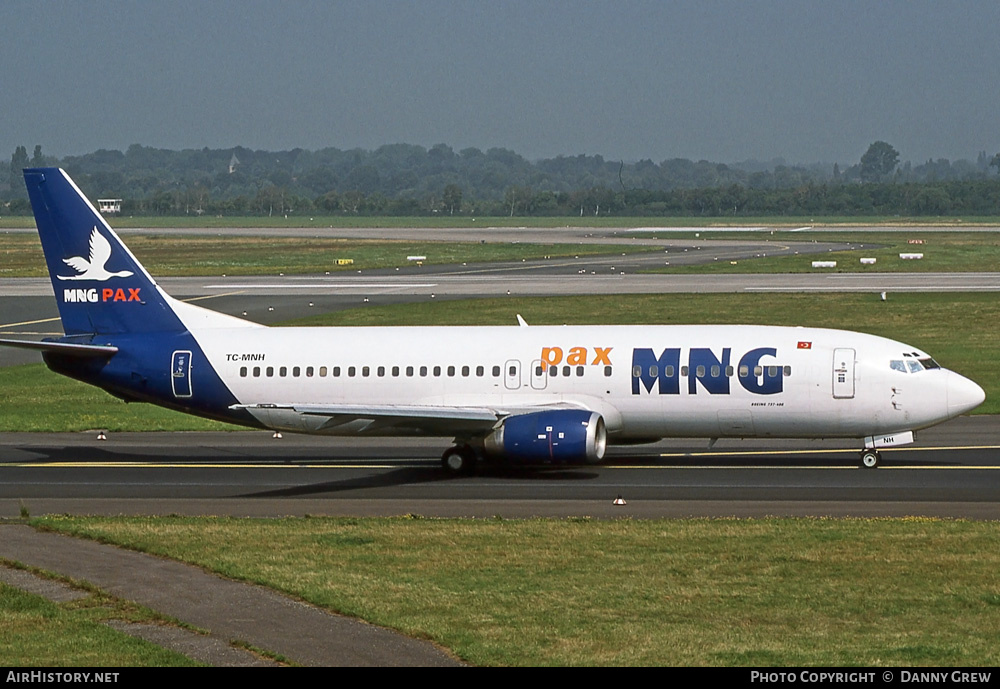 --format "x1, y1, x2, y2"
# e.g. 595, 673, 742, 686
0, 338, 119, 358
